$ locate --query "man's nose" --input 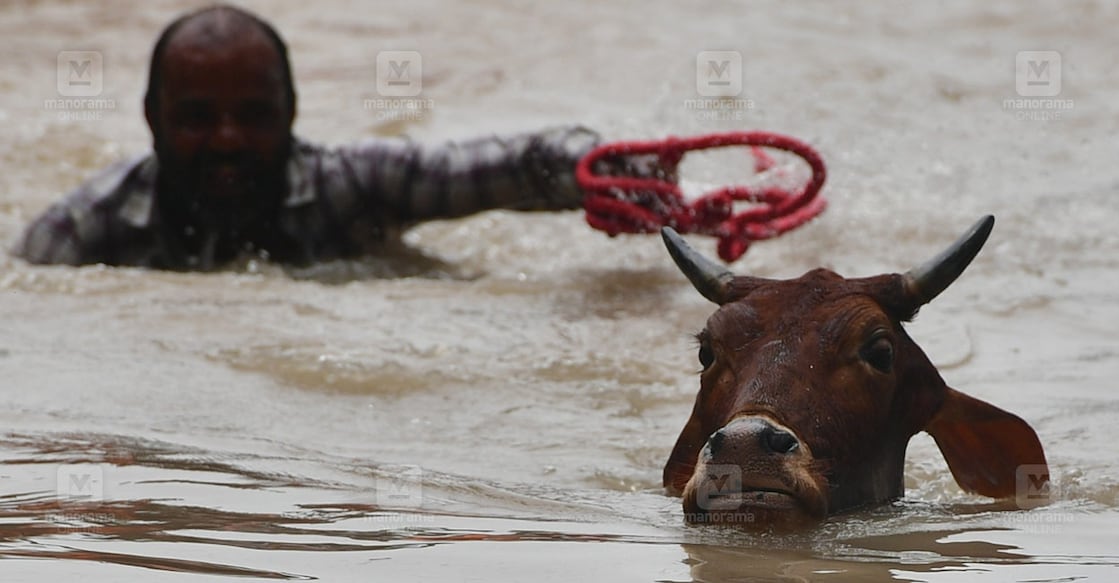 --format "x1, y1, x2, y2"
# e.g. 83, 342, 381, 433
209, 113, 247, 153
704, 416, 802, 461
